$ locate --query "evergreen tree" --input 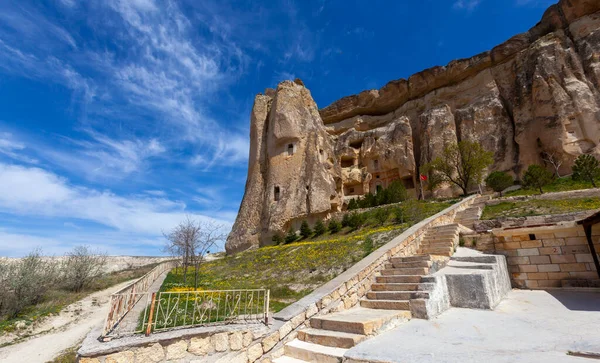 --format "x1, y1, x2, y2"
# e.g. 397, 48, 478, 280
271, 234, 284, 245
522, 164, 554, 194
572, 154, 600, 187
485, 171, 514, 196
341, 213, 351, 228
313, 220, 326, 236
285, 227, 298, 244
328, 219, 341, 234
300, 220, 313, 239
